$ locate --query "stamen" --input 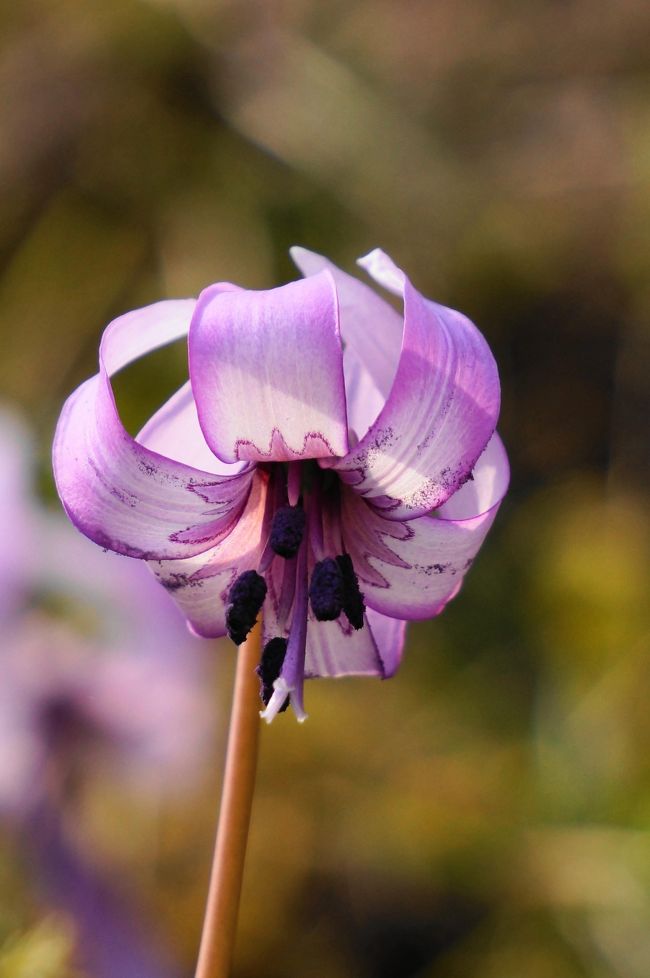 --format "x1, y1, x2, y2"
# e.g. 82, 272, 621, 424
309, 557, 343, 621
336, 553, 366, 630
225, 570, 267, 645
256, 638, 289, 711
269, 505, 306, 558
